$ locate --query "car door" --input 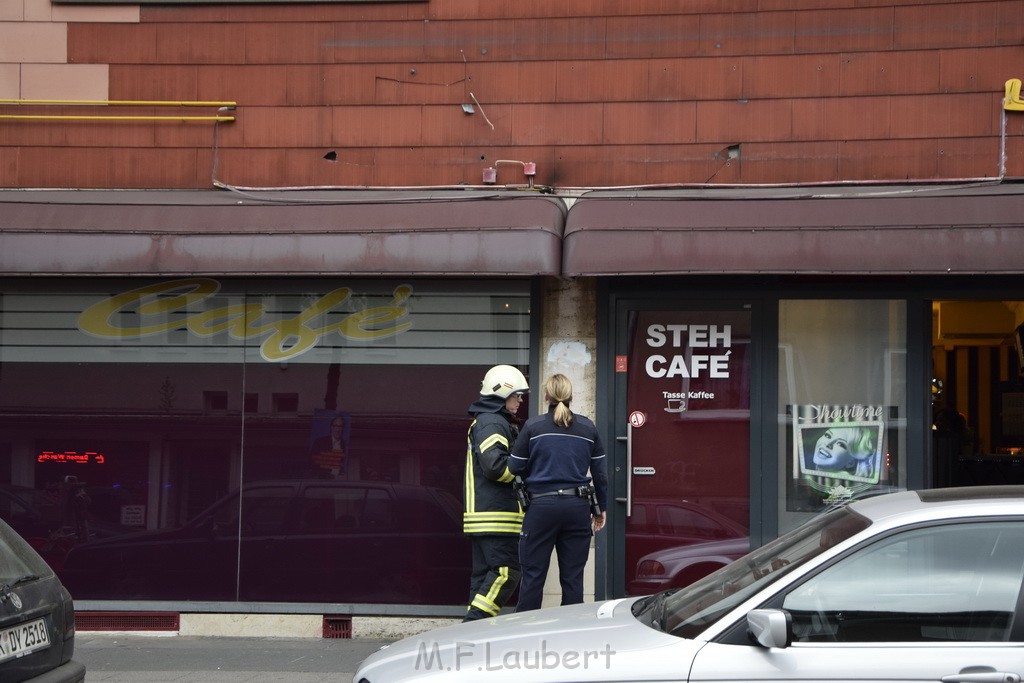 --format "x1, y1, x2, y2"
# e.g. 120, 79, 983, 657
689, 519, 1024, 683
